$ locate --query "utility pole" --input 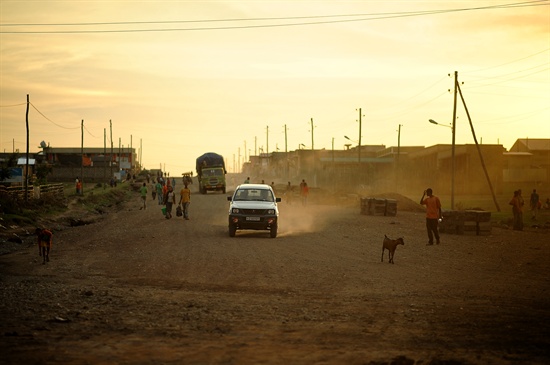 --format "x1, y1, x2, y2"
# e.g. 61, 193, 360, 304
103, 128, 107, 184
110, 120, 113, 180
81, 120, 84, 195
396, 124, 402, 188
358, 108, 362, 166
283, 125, 287, 153
310, 118, 315, 151
130, 134, 133, 172
24, 94, 29, 202
284, 124, 289, 179
451, 71, 458, 210
457, 81, 501, 212
266, 126, 269, 155
139, 138, 142, 171
119, 138, 121, 173
332, 137, 335, 164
